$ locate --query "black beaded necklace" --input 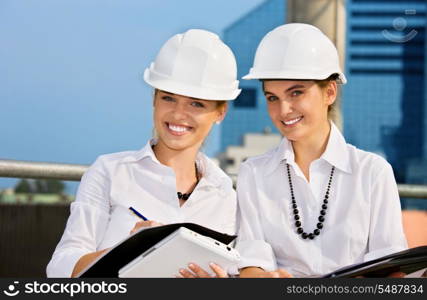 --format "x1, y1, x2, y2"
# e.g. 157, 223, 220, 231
286, 163, 335, 240
177, 163, 199, 201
